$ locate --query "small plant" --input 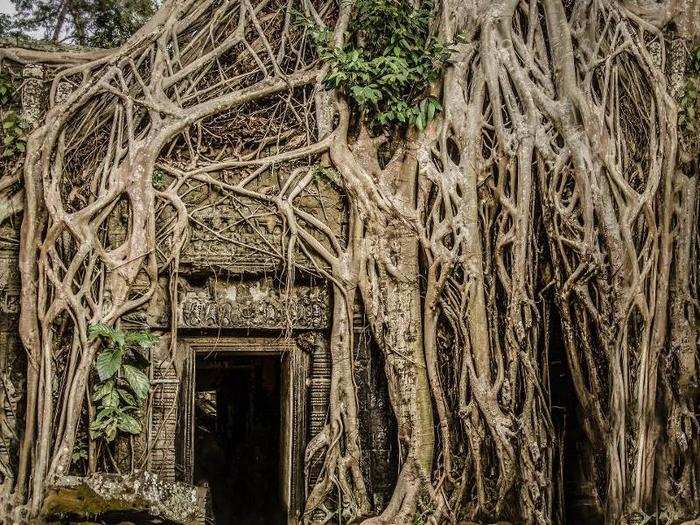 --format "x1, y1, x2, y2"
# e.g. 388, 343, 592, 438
300, 0, 448, 129
0, 72, 28, 159
152, 169, 166, 189
88, 323, 156, 442
0, 72, 15, 106
71, 435, 88, 465
690, 46, 700, 74
311, 164, 341, 186
412, 490, 436, 525
1, 111, 29, 158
